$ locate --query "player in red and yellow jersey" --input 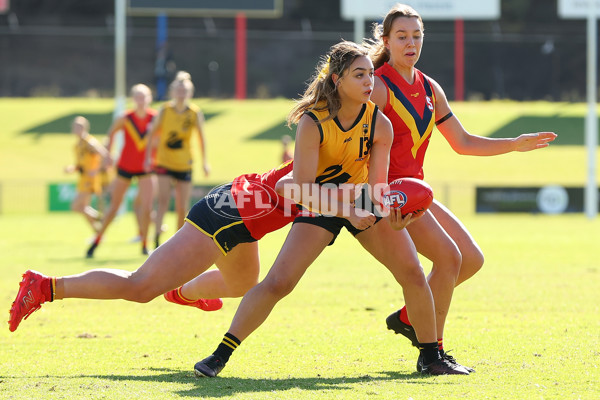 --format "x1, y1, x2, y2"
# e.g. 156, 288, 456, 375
375, 63, 435, 181
368, 4, 557, 372
146, 71, 210, 248
8, 160, 306, 331
64, 116, 110, 233
163, 159, 298, 307
86, 84, 158, 258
